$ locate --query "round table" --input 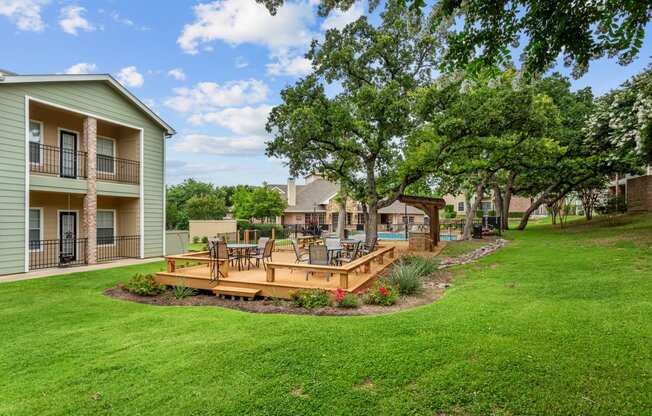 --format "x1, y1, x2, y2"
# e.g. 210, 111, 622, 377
227, 243, 258, 271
